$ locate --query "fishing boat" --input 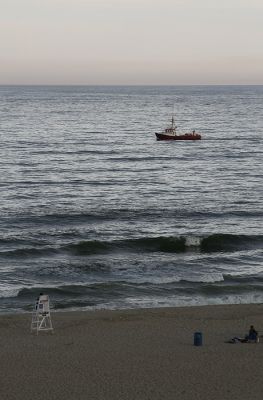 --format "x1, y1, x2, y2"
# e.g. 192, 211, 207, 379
155, 116, 201, 141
